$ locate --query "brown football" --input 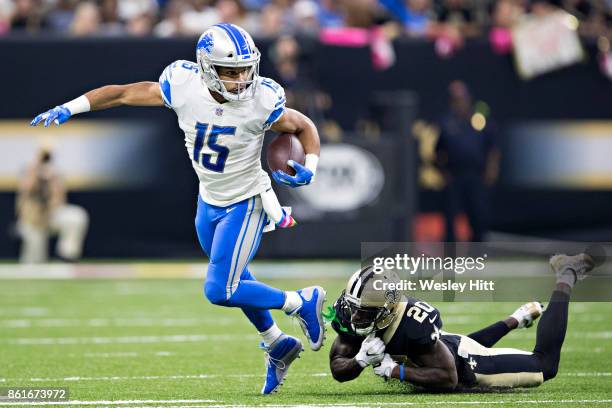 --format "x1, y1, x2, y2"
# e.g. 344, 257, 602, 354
266, 133, 305, 176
